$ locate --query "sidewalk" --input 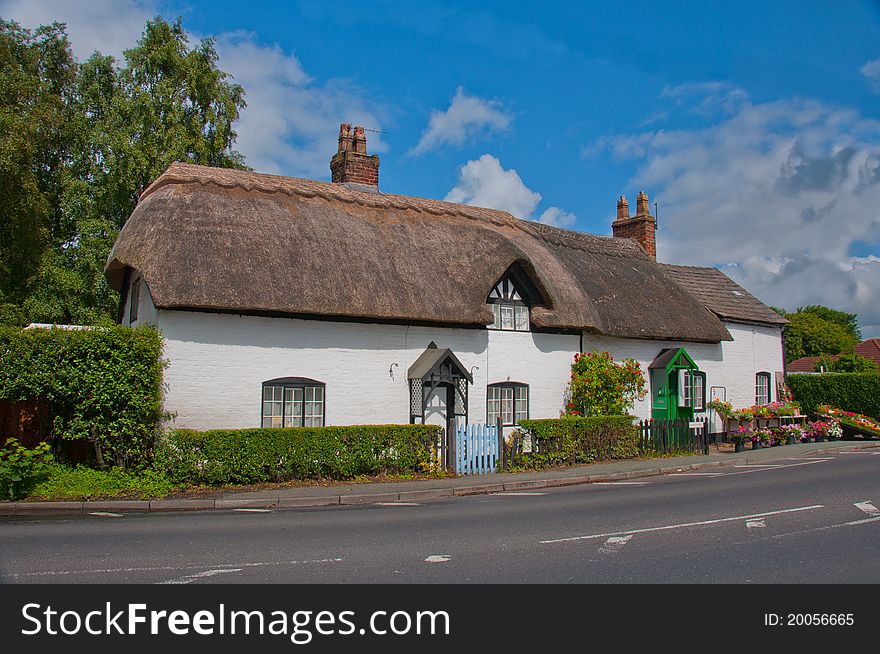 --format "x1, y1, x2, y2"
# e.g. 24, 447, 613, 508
1, 441, 877, 516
